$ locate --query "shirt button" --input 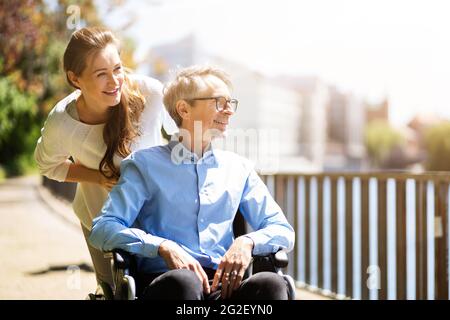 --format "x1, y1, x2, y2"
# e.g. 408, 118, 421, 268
200, 219, 204, 223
